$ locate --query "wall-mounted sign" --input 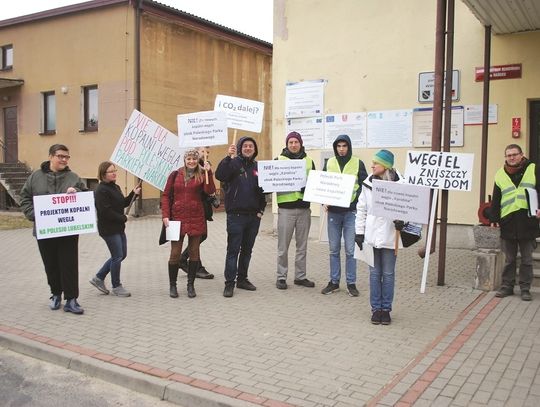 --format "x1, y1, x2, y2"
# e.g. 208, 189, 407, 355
475, 64, 522, 81
418, 70, 460, 103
